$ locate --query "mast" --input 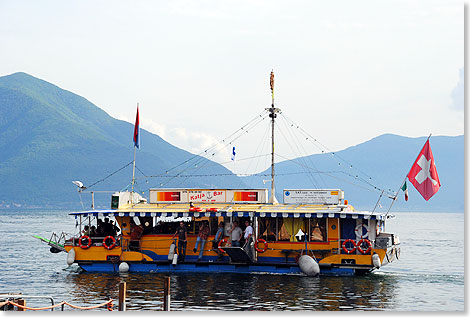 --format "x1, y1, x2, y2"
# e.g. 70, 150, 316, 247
267, 70, 280, 204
